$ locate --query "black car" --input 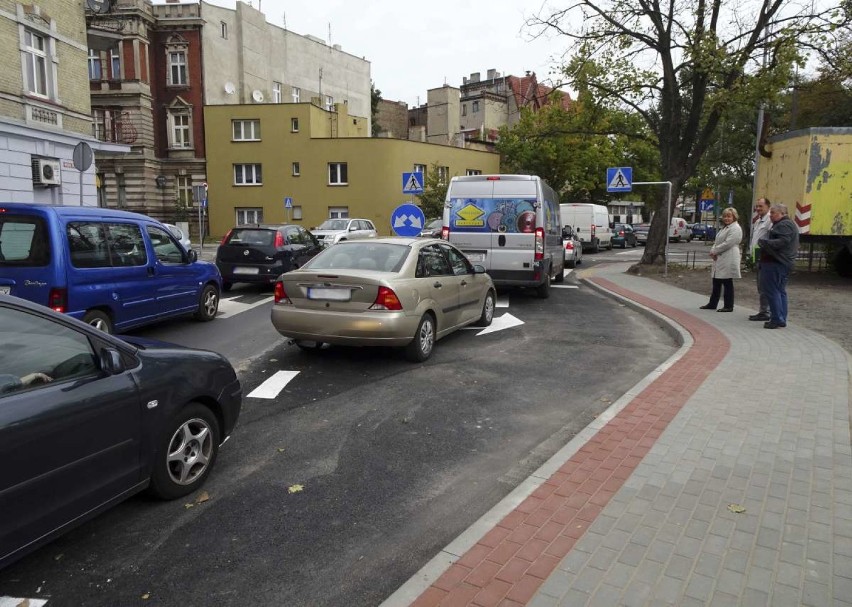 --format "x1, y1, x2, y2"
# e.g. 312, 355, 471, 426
0, 294, 242, 570
419, 218, 443, 238
216, 224, 323, 291
612, 223, 638, 248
